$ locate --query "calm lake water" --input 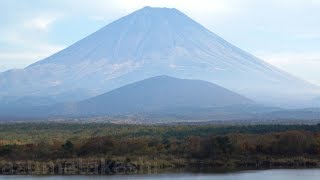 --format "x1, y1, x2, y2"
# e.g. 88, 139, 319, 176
1, 169, 320, 179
